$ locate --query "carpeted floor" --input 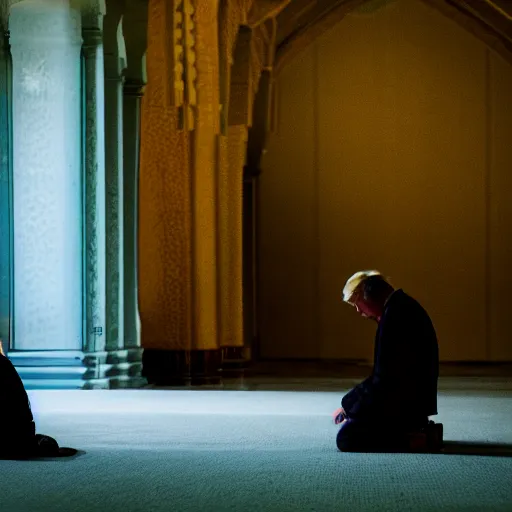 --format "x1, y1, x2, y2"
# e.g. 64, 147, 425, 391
1, 387, 511, 512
